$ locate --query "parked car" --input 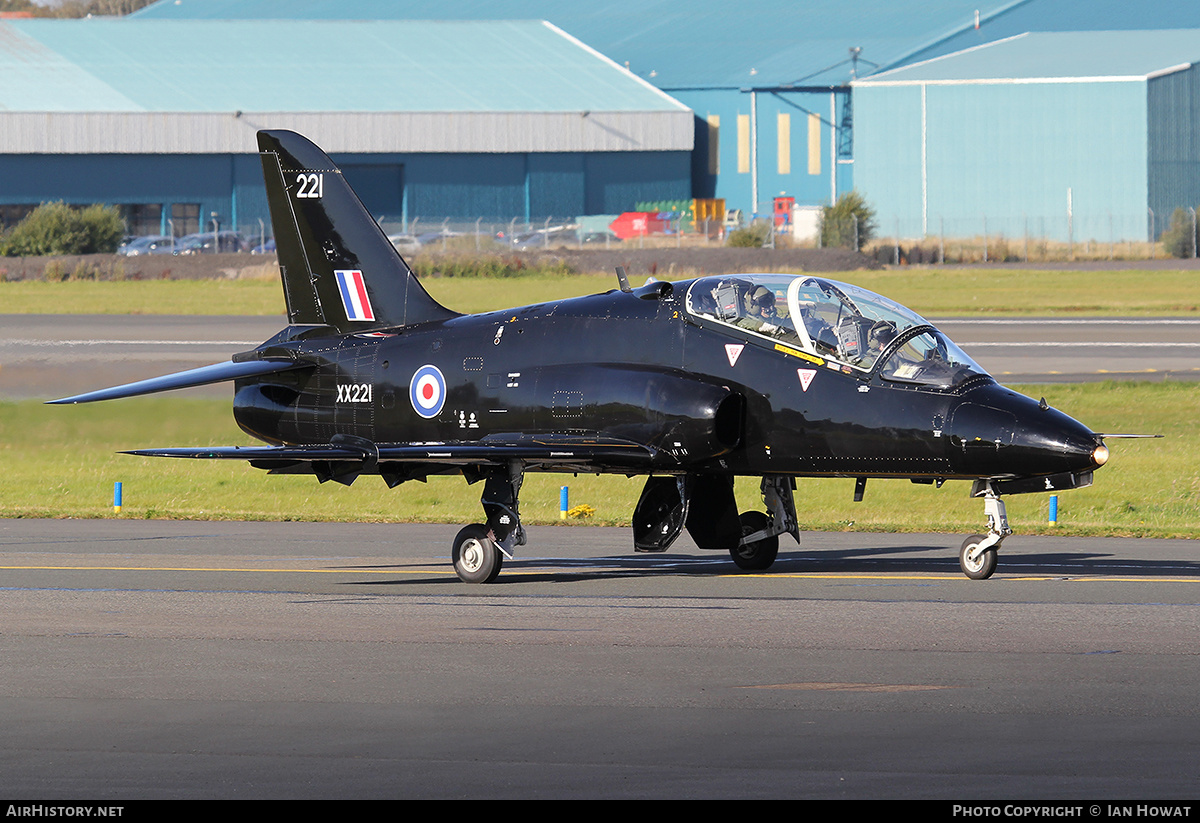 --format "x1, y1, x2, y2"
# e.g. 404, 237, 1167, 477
173, 231, 250, 254
415, 229, 463, 246
387, 234, 421, 255
512, 228, 582, 249
250, 238, 276, 255
510, 225, 610, 249
117, 235, 174, 256
148, 238, 183, 254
